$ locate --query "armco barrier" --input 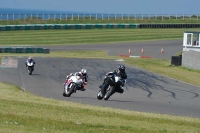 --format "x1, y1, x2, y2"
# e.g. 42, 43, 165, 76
0, 47, 50, 54
0, 24, 139, 31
